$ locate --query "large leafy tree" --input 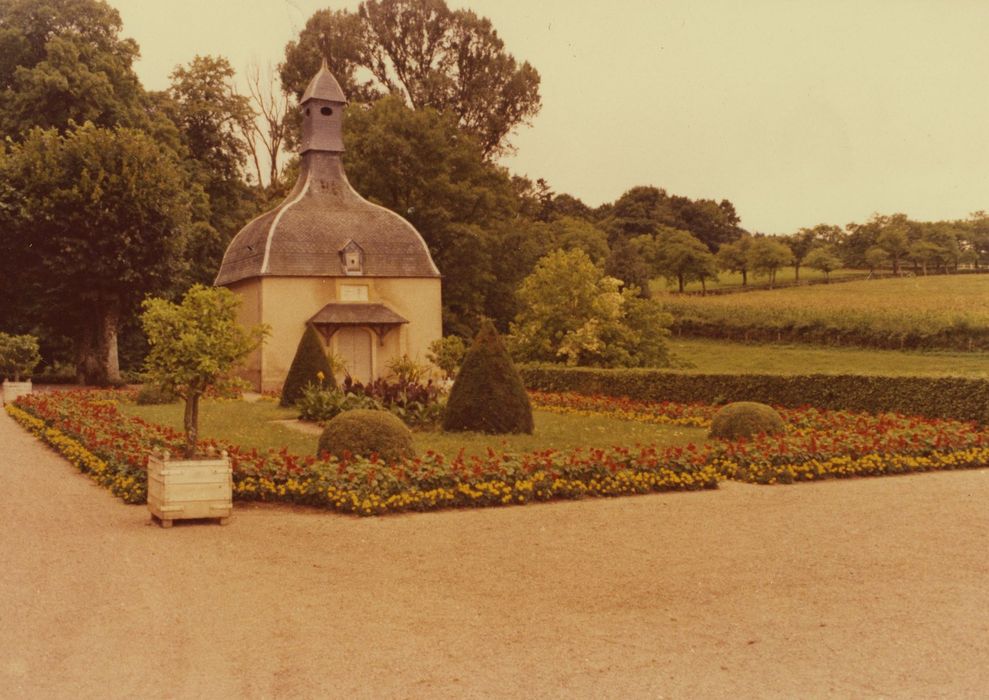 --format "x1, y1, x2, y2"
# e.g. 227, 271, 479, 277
281, 0, 541, 156
156, 55, 259, 283
0, 123, 193, 384
342, 95, 520, 334
509, 249, 671, 368
0, 0, 149, 136
600, 185, 741, 251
